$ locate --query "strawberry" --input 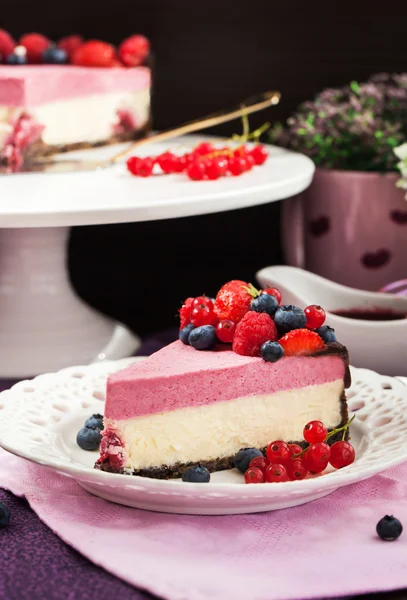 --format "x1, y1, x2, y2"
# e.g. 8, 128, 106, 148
0, 29, 15, 60
72, 41, 117, 67
179, 297, 194, 329
214, 280, 258, 323
233, 311, 278, 357
57, 34, 83, 60
279, 329, 324, 357
119, 34, 150, 67
19, 33, 50, 63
